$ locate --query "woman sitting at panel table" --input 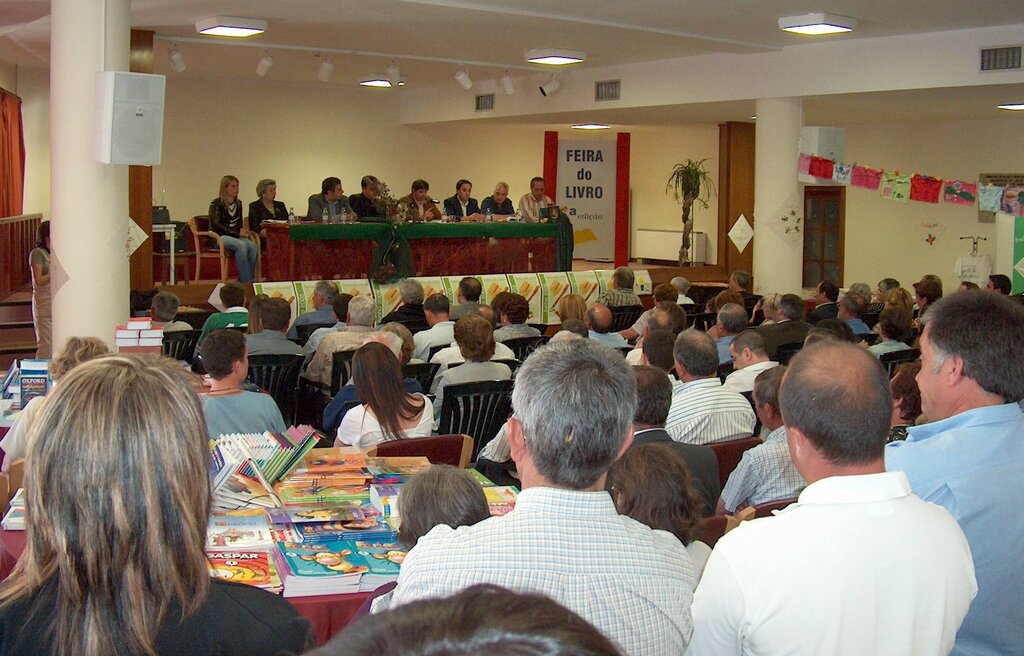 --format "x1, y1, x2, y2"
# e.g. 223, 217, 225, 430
349, 175, 388, 220
208, 174, 258, 284
399, 179, 443, 222
247, 178, 287, 239
442, 179, 484, 222
480, 181, 515, 217
306, 176, 353, 222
